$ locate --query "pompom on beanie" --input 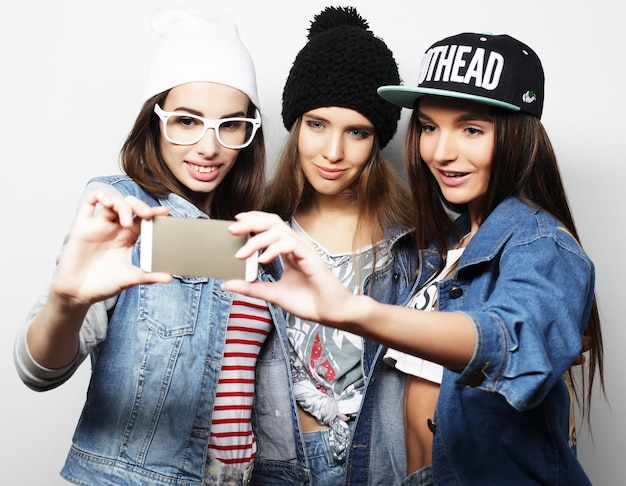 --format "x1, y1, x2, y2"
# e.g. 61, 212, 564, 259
282, 6, 401, 148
